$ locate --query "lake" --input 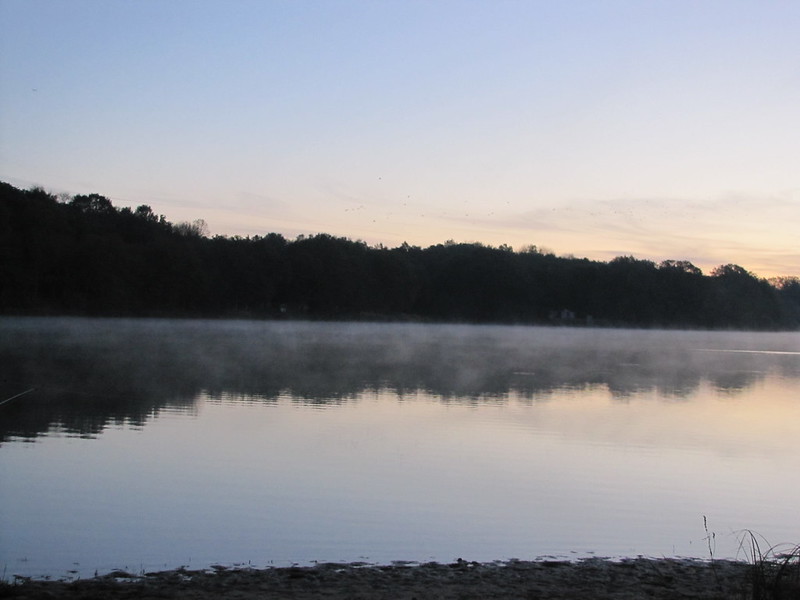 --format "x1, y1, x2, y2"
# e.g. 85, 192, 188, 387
1, 317, 798, 579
